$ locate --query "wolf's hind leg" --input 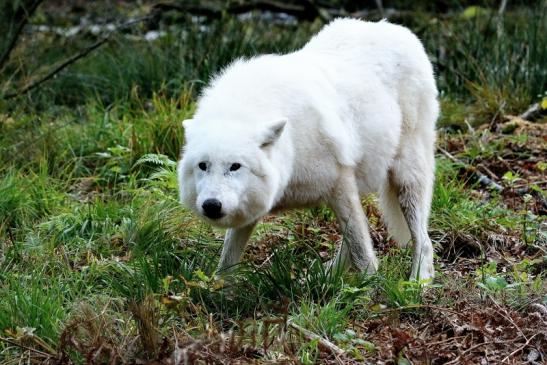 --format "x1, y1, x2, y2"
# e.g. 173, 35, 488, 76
390, 137, 435, 281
